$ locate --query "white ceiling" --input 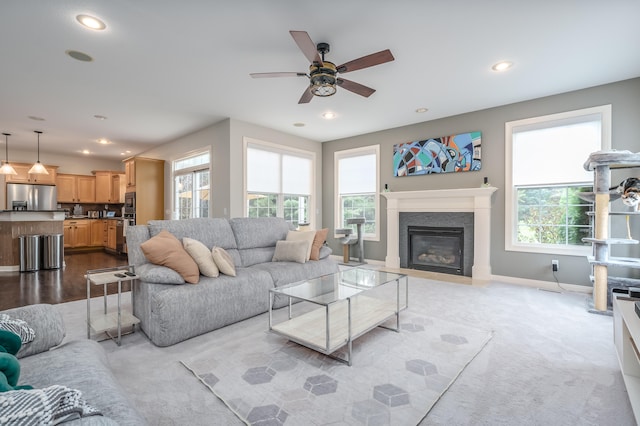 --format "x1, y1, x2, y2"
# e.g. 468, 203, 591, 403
1, 1, 639, 160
